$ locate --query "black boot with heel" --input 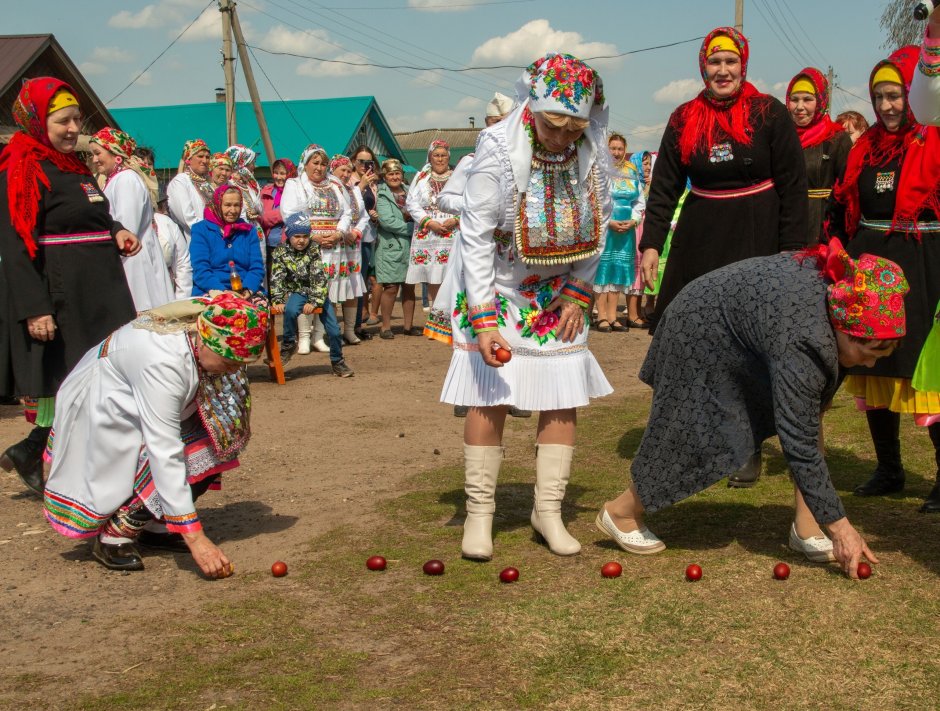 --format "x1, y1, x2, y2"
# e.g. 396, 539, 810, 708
854, 409, 905, 496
